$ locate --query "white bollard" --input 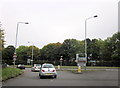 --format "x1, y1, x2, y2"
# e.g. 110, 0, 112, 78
58, 65, 60, 70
